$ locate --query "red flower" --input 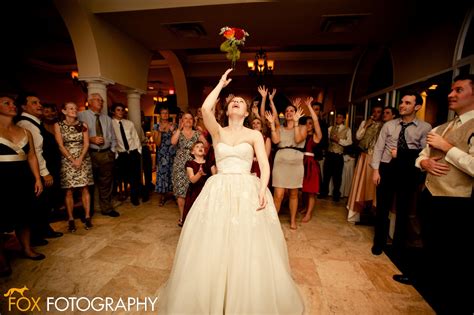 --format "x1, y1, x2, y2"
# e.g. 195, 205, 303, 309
233, 28, 245, 40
